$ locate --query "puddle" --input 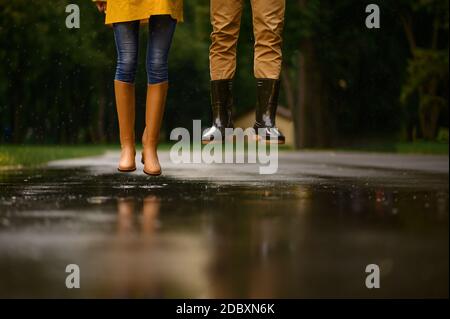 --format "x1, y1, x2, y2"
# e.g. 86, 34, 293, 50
0, 167, 448, 298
